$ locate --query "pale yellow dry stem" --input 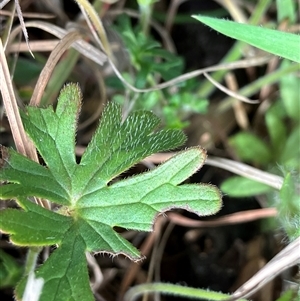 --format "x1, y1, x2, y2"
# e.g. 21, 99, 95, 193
140, 152, 284, 190
29, 31, 82, 106
0, 9, 55, 19
1, 2, 15, 50
0, 39, 49, 208
203, 71, 259, 104
8, 40, 61, 52
6, 21, 107, 65
229, 237, 300, 300
225, 72, 250, 129
74, 0, 113, 58
14, 0, 34, 57
206, 156, 284, 189
0, 0, 11, 9
108, 54, 271, 93
216, 0, 248, 23
0, 39, 37, 159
